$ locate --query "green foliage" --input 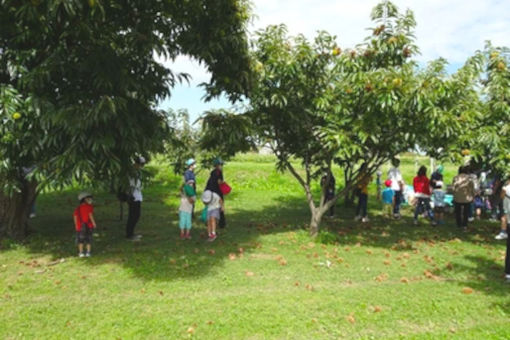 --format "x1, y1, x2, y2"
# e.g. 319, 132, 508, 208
200, 1, 483, 234
463, 44, 510, 175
